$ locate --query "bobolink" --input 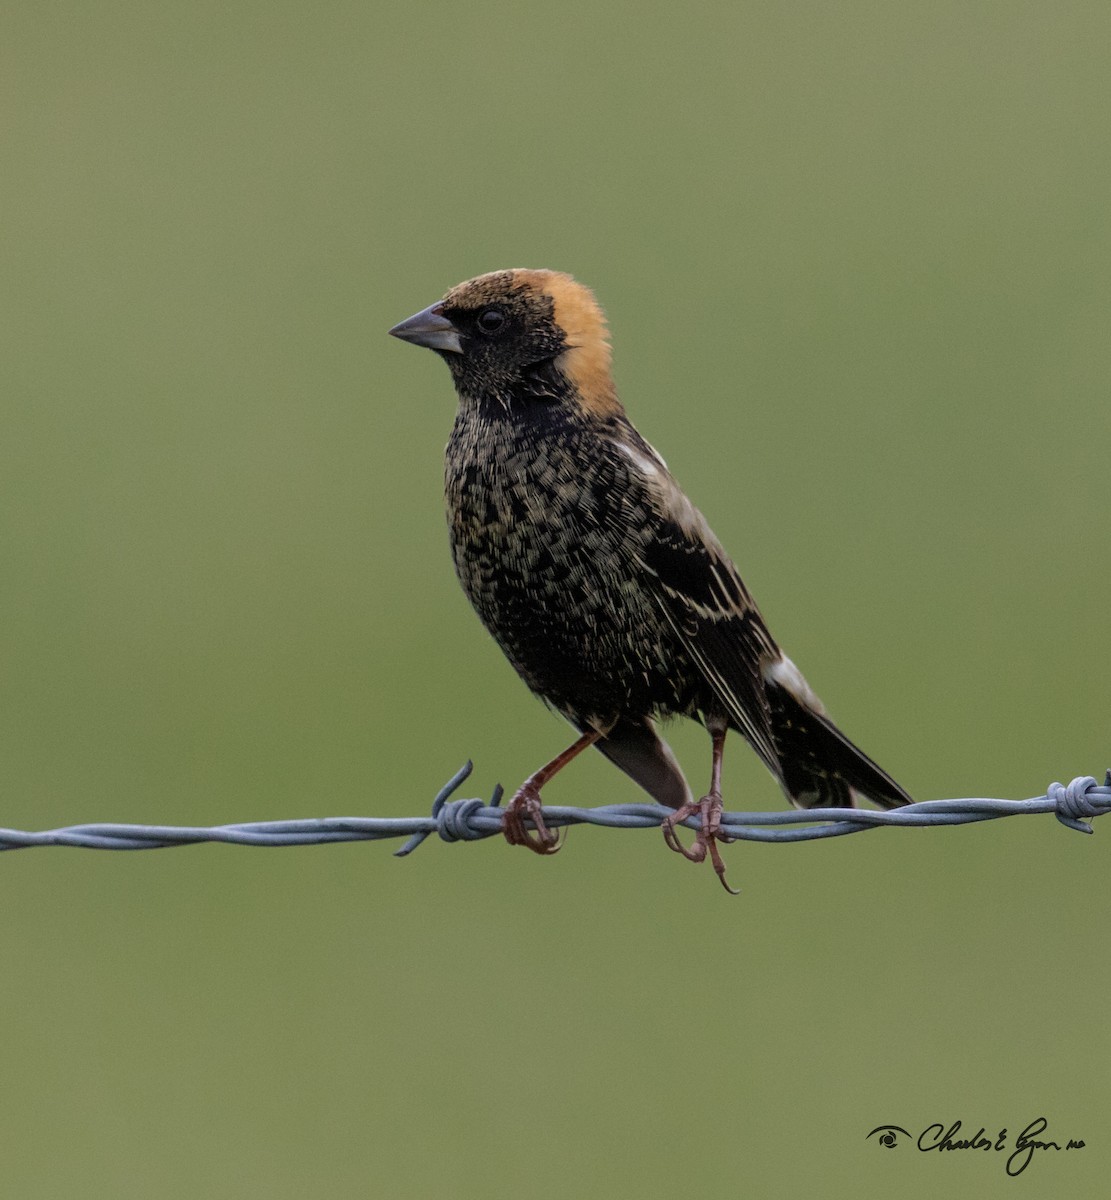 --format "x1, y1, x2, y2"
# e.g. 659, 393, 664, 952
390, 270, 909, 890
